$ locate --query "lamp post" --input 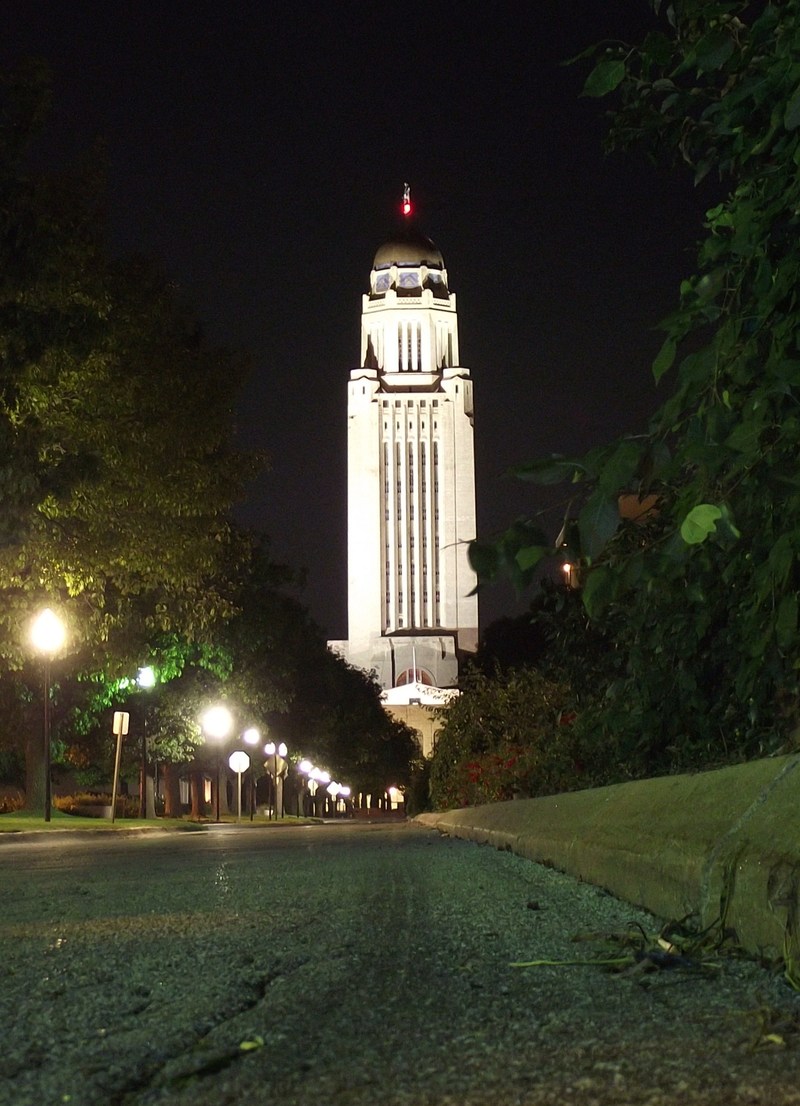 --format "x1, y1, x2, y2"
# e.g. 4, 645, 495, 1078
137, 665, 156, 818
298, 759, 313, 816
264, 741, 287, 820
30, 608, 66, 823
309, 766, 329, 817
201, 705, 233, 822
242, 727, 260, 818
